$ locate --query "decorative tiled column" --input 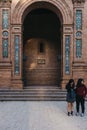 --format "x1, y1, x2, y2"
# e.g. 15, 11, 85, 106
72, 0, 85, 60
72, 0, 86, 81
61, 25, 73, 88
11, 25, 23, 89
0, 0, 12, 88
